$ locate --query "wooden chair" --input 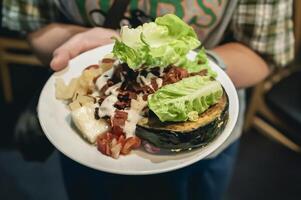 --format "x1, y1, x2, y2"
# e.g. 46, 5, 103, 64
0, 37, 42, 103
243, 1, 301, 153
